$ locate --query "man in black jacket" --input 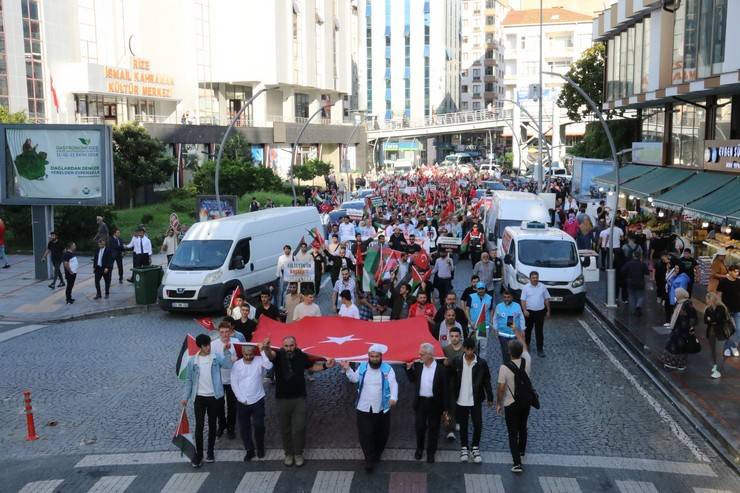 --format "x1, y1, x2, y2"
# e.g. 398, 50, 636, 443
92, 238, 114, 299
109, 228, 125, 284
449, 337, 494, 463
405, 343, 447, 463
390, 283, 415, 320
